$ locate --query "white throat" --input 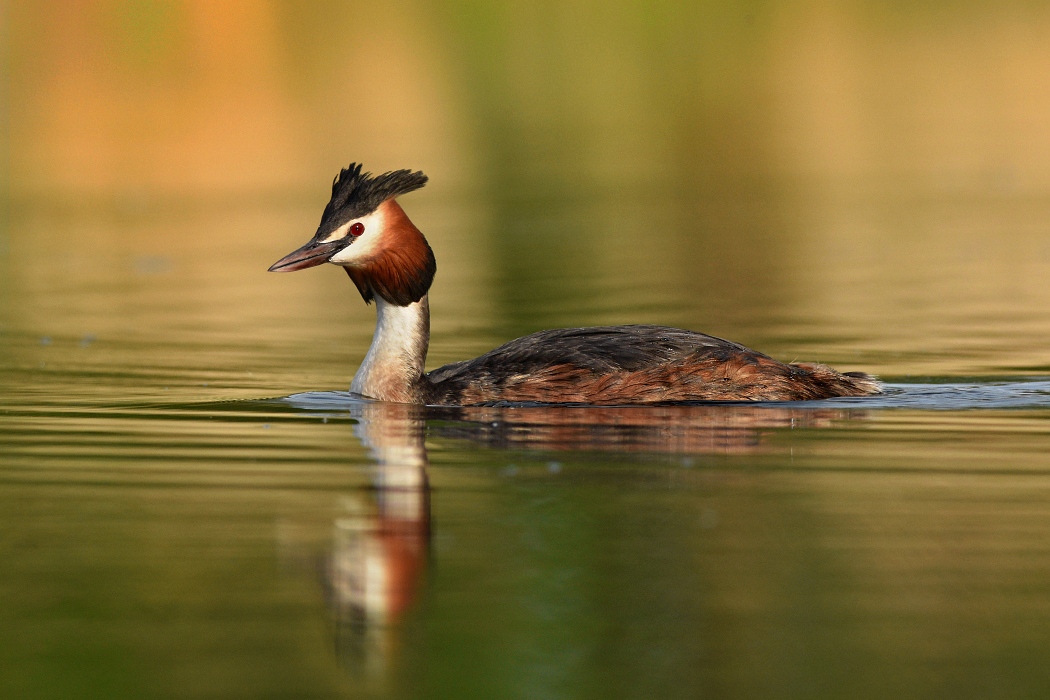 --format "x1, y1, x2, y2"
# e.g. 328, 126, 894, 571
350, 295, 430, 404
